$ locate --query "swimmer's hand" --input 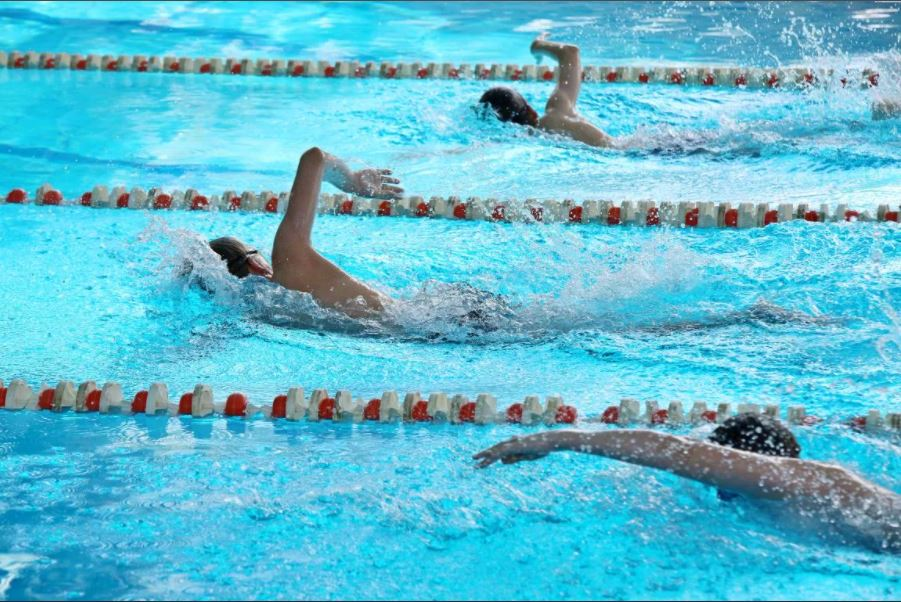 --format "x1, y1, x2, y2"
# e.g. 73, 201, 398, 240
351, 168, 404, 199
529, 33, 553, 61
473, 434, 554, 468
